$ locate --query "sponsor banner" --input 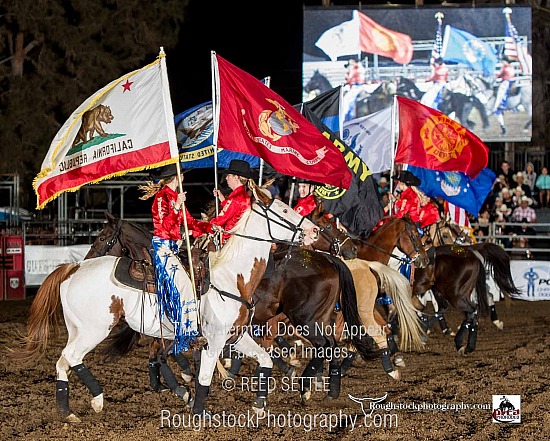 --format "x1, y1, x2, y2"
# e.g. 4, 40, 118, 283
510, 260, 550, 301
24, 245, 90, 286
